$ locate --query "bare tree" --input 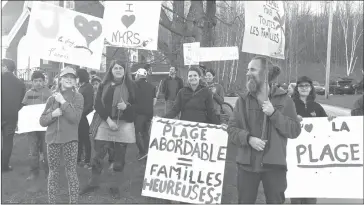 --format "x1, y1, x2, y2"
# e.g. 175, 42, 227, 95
338, 1, 364, 76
